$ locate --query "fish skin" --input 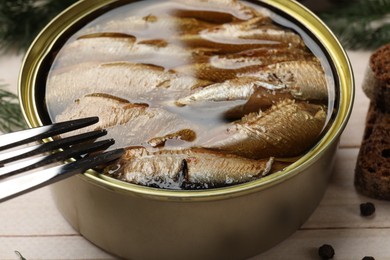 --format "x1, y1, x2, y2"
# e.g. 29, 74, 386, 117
105, 146, 274, 189
173, 62, 238, 82
46, 61, 211, 108
200, 99, 327, 159
56, 93, 150, 131
238, 88, 294, 115
56, 93, 202, 149
54, 34, 138, 68
175, 16, 305, 53
199, 17, 305, 48
223, 88, 295, 119
177, 33, 293, 54
241, 60, 329, 101
169, 0, 269, 22
53, 34, 215, 68
175, 76, 286, 106
173, 50, 317, 82
175, 60, 326, 106
209, 47, 315, 69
